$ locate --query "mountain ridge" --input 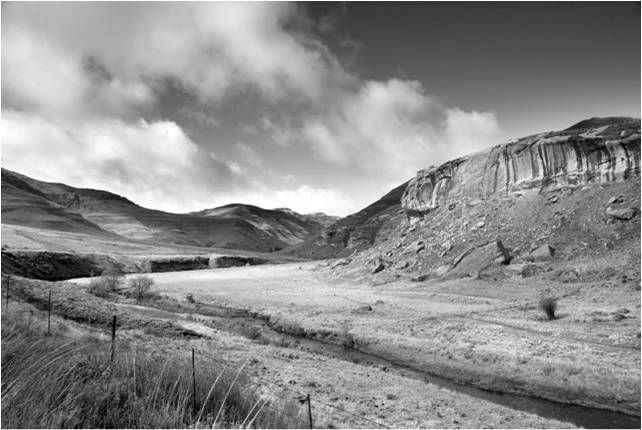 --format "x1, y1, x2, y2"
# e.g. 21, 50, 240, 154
1, 169, 331, 252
